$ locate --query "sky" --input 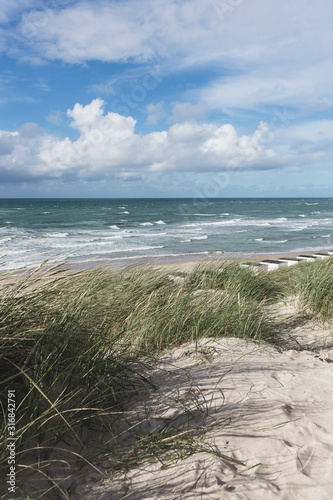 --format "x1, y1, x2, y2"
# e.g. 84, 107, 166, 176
0, 0, 333, 198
